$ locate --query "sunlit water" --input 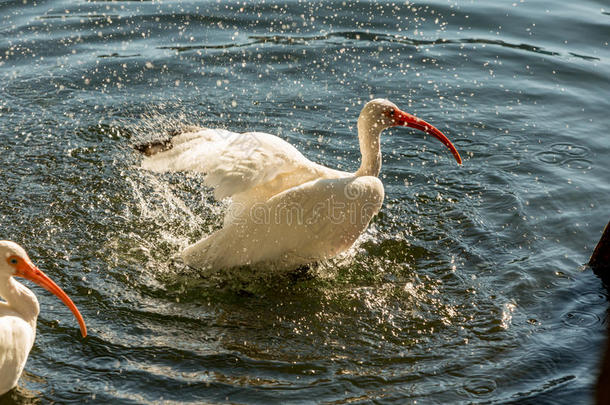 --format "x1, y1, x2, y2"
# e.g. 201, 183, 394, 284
1, 0, 609, 403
